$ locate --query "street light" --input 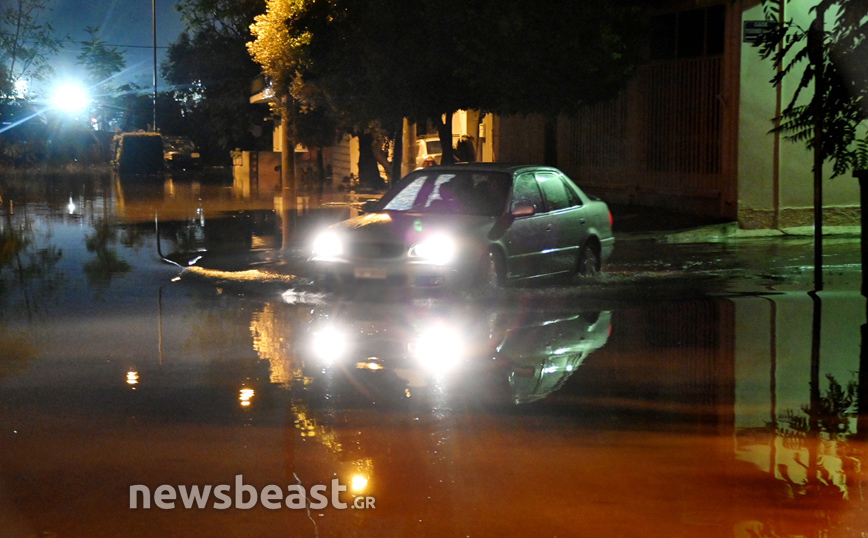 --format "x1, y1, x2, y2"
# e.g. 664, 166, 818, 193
50, 82, 90, 114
